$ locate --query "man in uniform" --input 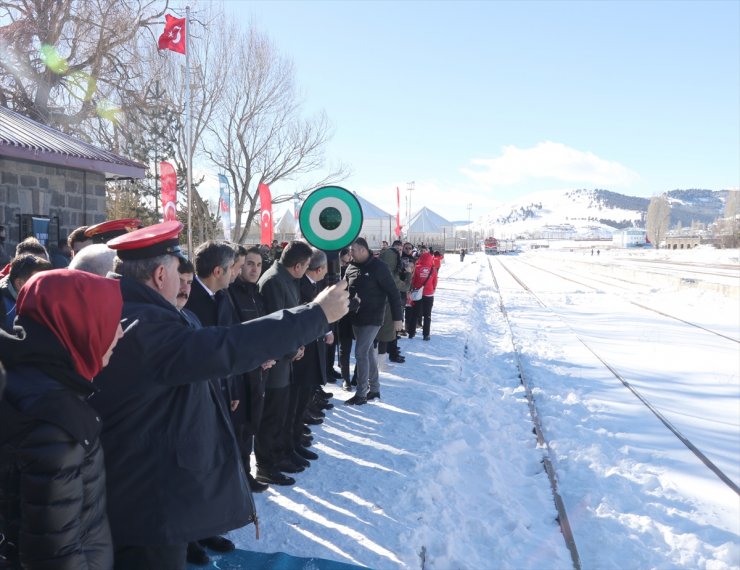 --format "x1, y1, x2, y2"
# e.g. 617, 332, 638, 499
90, 221, 348, 570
